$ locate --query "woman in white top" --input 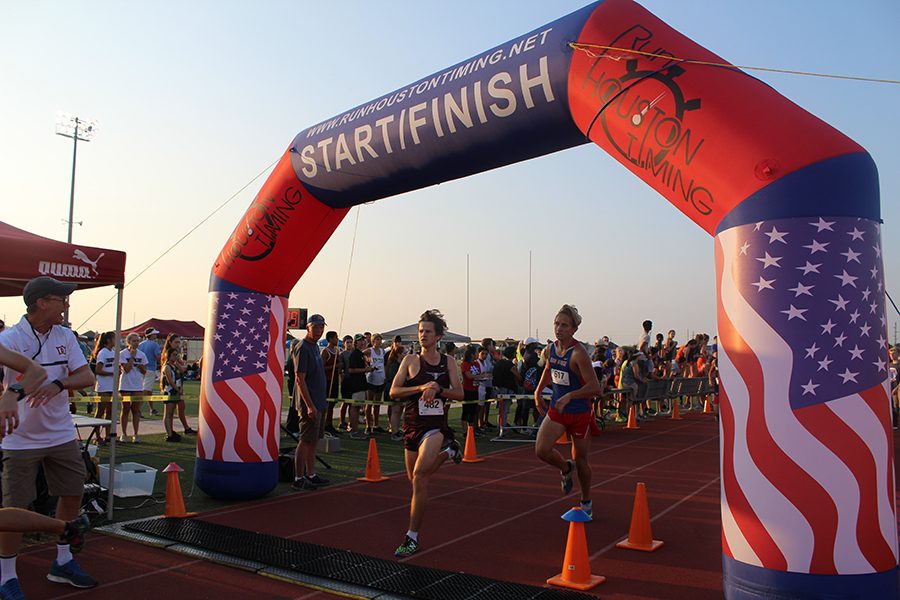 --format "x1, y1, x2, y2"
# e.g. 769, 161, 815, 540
364, 333, 387, 434
91, 331, 116, 445
119, 332, 148, 443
